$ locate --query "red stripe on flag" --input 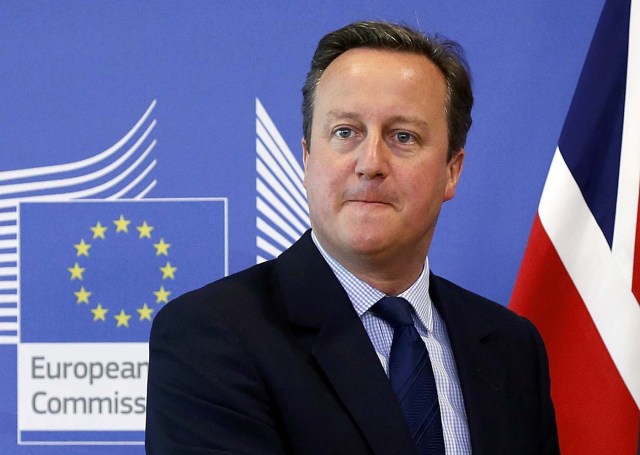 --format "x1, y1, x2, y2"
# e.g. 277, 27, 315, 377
510, 215, 639, 454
